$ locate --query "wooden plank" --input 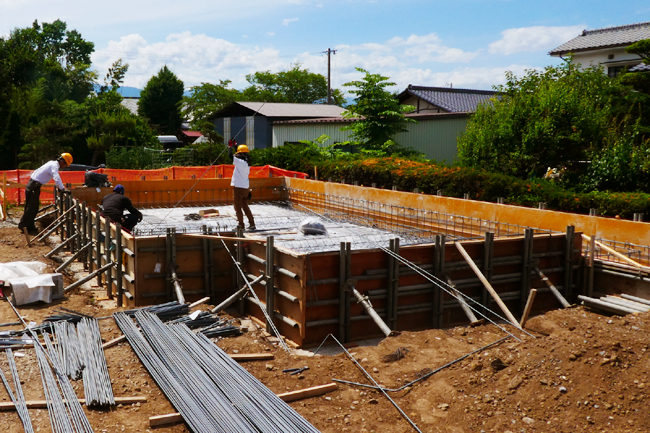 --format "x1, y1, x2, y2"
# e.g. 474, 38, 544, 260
102, 335, 126, 349
454, 241, 522, 330
229, 353, 274, 361
277, 382, 338, 402
0, 396, 147, 411
519, 288, 537, 327
150, 413, 184, 427
149, 383, 337, 427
